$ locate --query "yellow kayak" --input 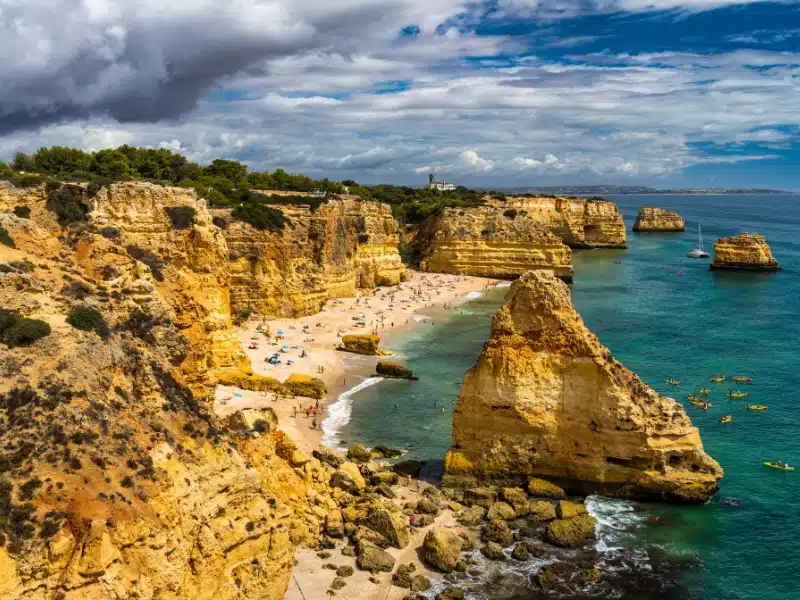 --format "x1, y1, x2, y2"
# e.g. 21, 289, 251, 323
727, 391, 748, 398
720, 415, 732, 424
746, 404, 768, 411
667, 379, 680, 386
687, 394, 703, 402
711, 376, 726, 383
764, 462, 794, 471
733, 376, 752, 383
699, 388, 710, 396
